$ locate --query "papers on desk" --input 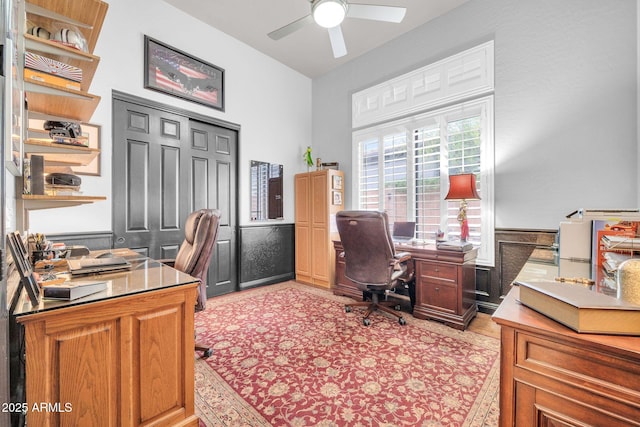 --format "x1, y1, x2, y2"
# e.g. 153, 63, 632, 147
601, 235, 640, 250
43, 280, 108, 300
